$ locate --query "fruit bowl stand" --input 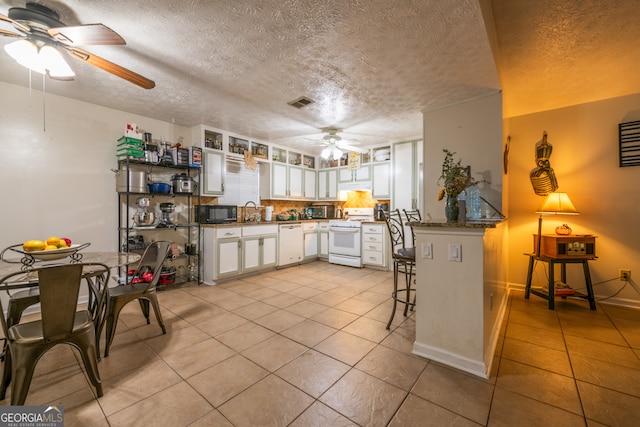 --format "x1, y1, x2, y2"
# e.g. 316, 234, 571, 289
1, 243, 91, 270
